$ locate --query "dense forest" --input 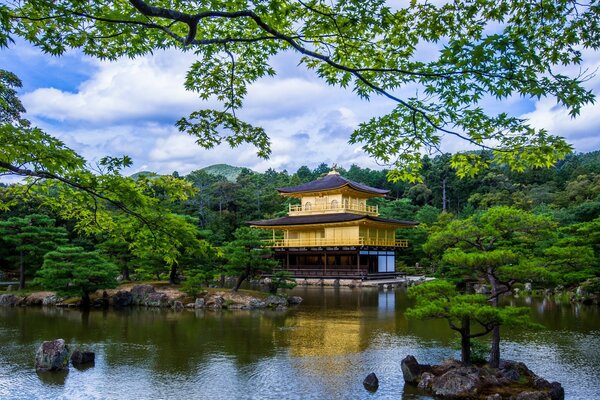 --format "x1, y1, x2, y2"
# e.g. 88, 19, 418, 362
1, 150, 599, 295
